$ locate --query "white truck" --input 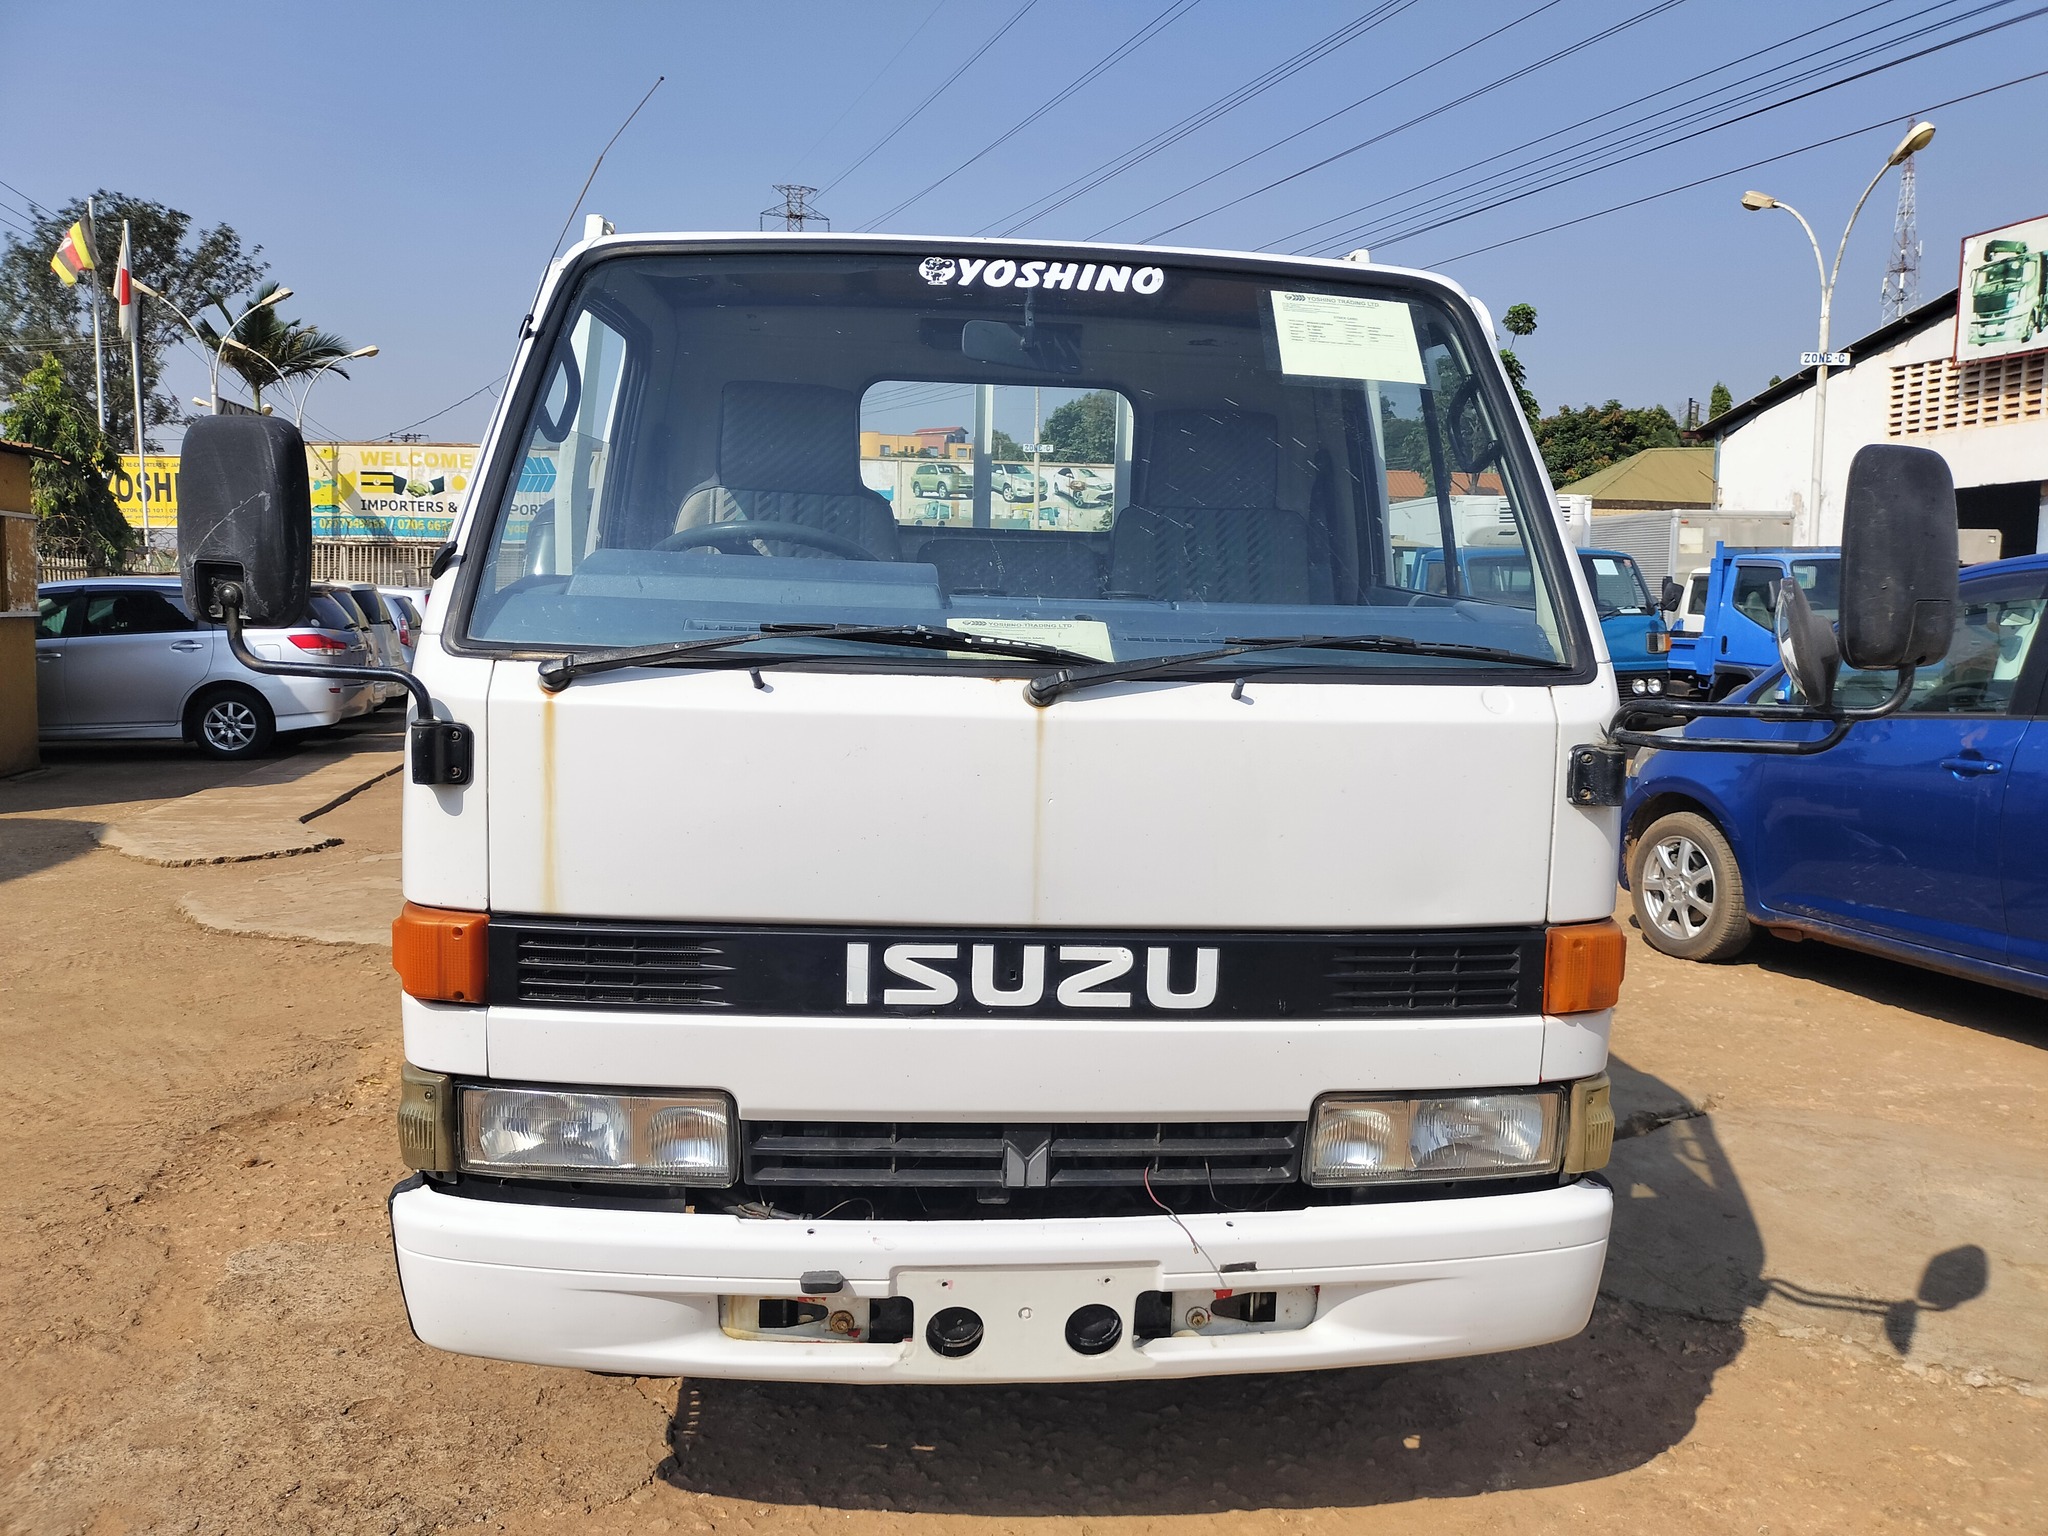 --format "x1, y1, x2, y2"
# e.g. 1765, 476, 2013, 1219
175, 230, 1957, 1385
